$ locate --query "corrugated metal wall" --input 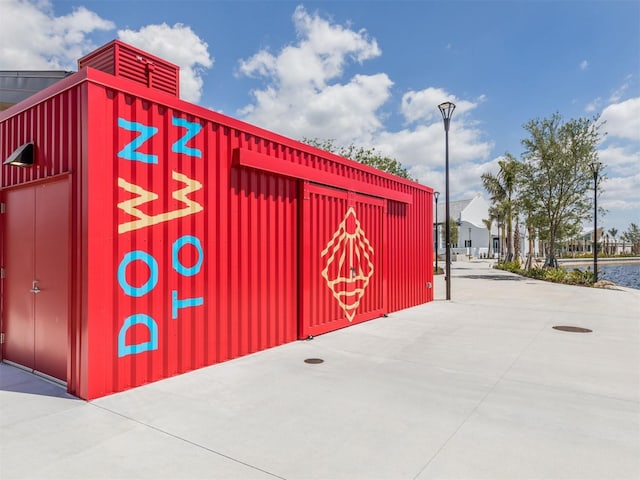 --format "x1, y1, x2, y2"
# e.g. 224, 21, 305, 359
85, 84, 299, 397
0, 85, 82, 187
0, 80, 85, 396
387, 188, 433, 312
2, 63, 434, 399
300, 184, 386, 338
78, 40, 180, 98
